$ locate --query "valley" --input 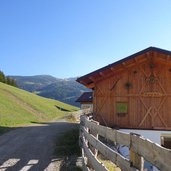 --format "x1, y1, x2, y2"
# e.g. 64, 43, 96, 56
10, 75, 90, 107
